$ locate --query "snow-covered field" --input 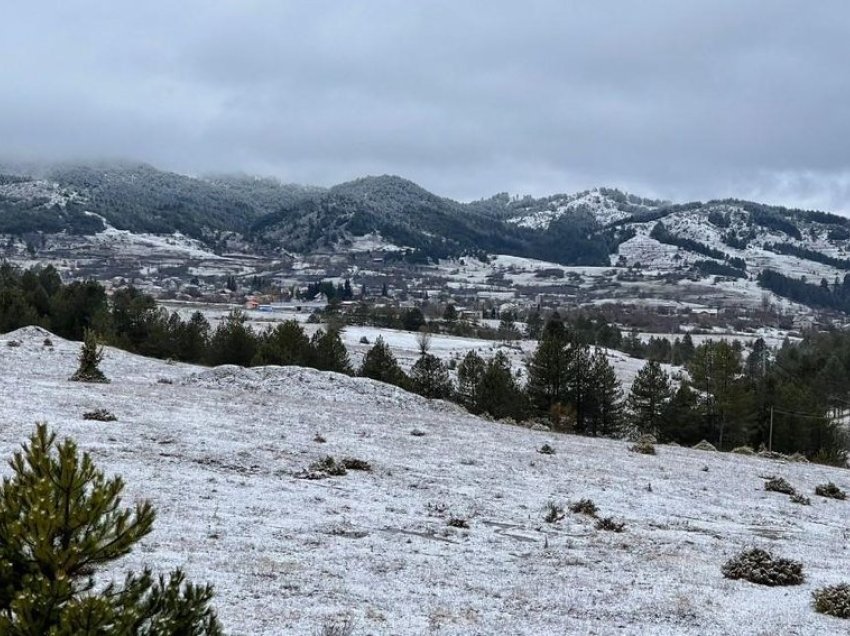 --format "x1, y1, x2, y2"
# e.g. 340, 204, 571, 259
1, 327, 849, 634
